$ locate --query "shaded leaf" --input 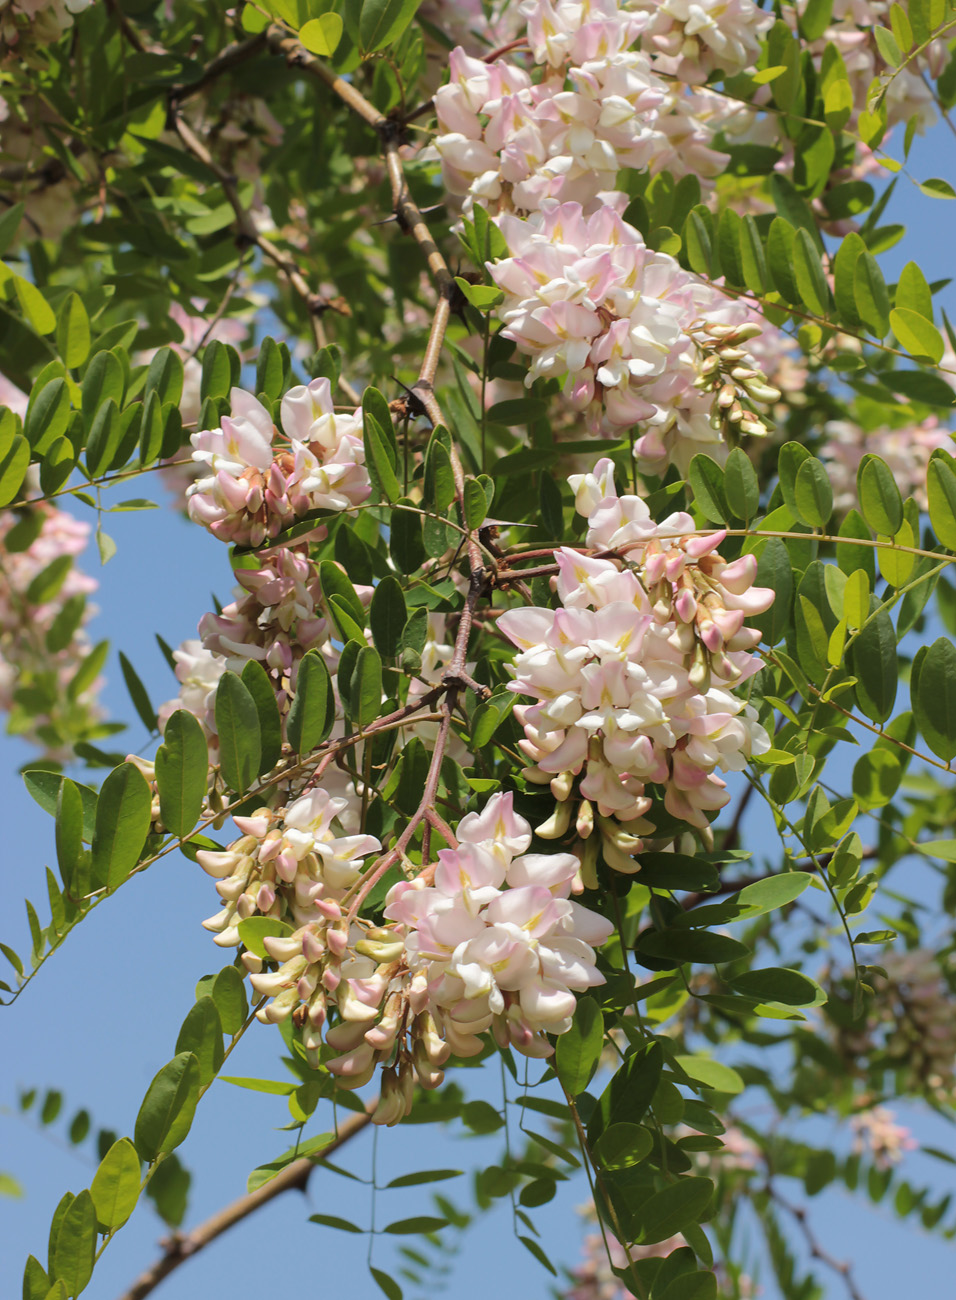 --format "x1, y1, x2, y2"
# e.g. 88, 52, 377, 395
90, 763, 152, 892
133, 1053, 201, 1162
